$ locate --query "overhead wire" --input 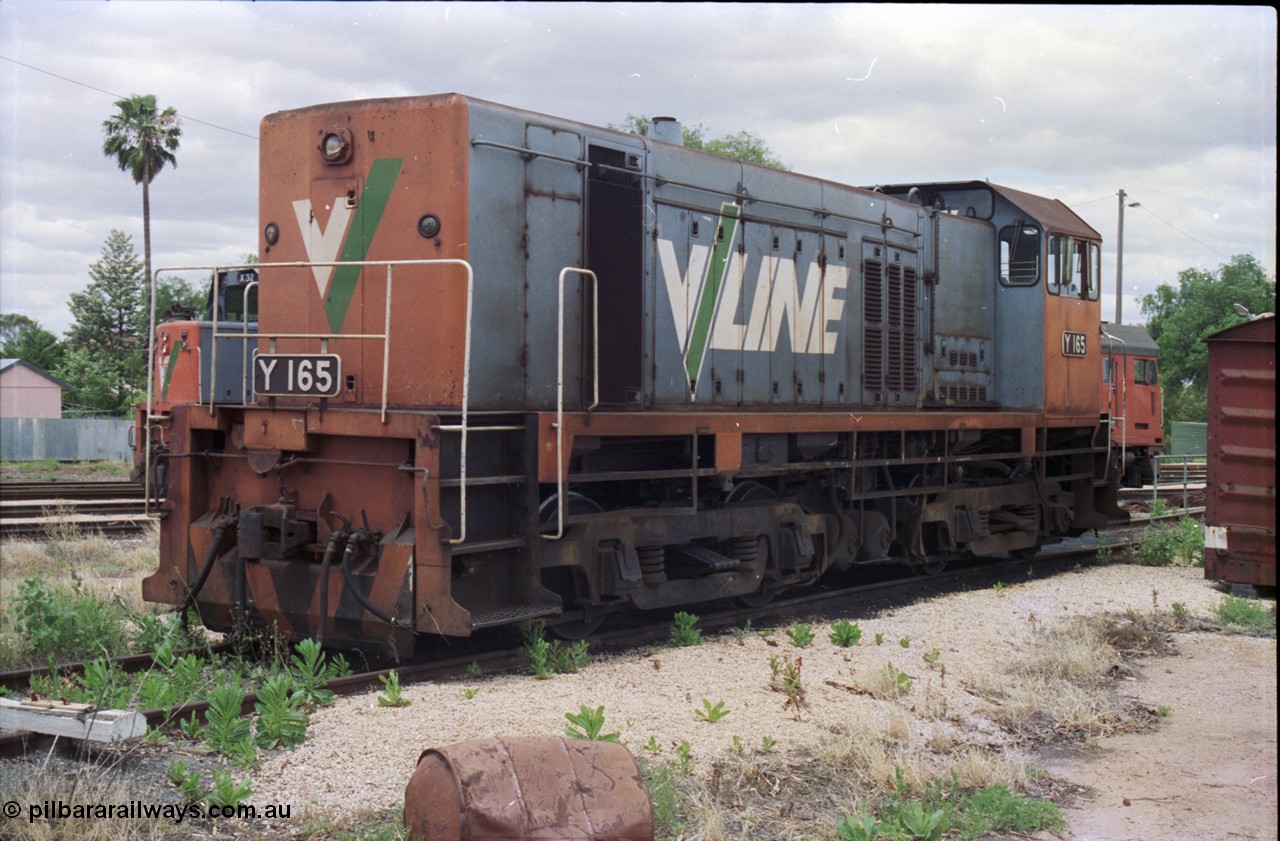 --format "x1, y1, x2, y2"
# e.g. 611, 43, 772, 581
0, 54, 258, 141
